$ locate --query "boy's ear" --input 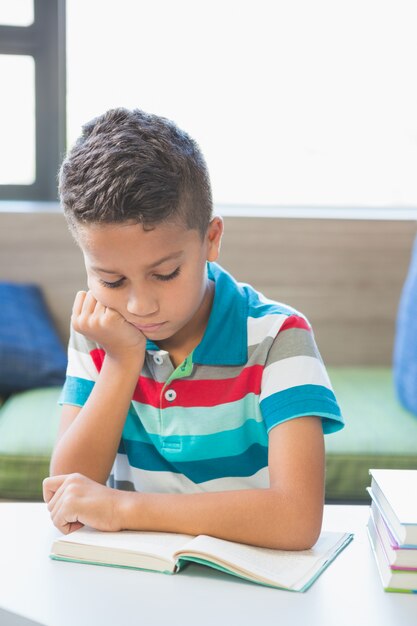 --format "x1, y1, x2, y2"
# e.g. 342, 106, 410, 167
206, 216, 224, 262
